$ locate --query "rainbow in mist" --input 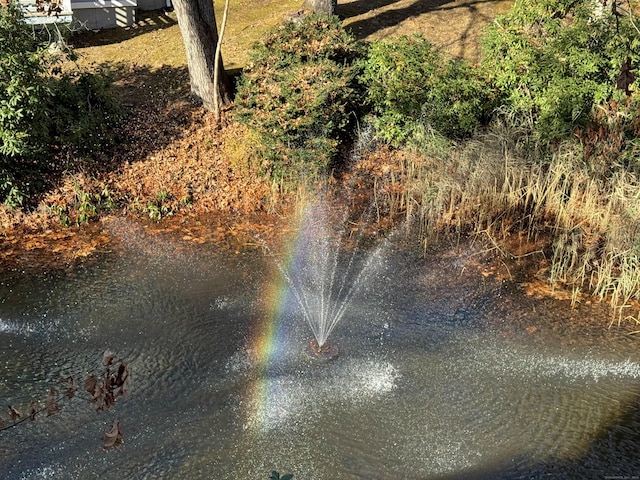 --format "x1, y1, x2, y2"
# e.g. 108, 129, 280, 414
243, 199, 386, 429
